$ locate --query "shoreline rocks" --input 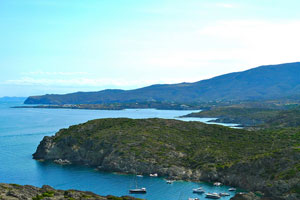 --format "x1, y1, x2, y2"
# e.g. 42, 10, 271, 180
0, 183, 142, 200
54, 159, 71, 165
230, 192, 260, 200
